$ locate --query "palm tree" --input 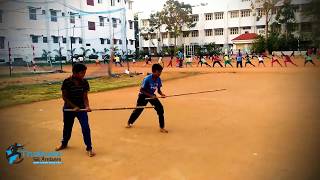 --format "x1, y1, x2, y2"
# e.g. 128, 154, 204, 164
42, 49, 51, 59
53, 47, 64, 71
67, 48, 77, 59
42, 49, 52, 67
91, 48, 97, 55
80, 47, 91, 61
